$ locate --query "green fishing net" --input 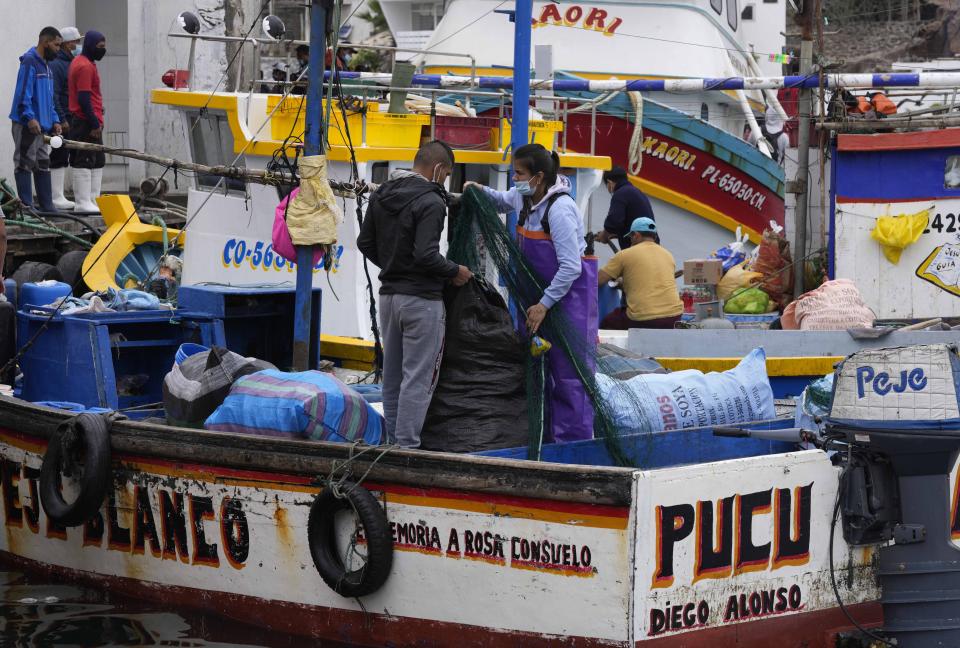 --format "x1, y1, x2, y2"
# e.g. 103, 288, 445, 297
448, 188, 654, 466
